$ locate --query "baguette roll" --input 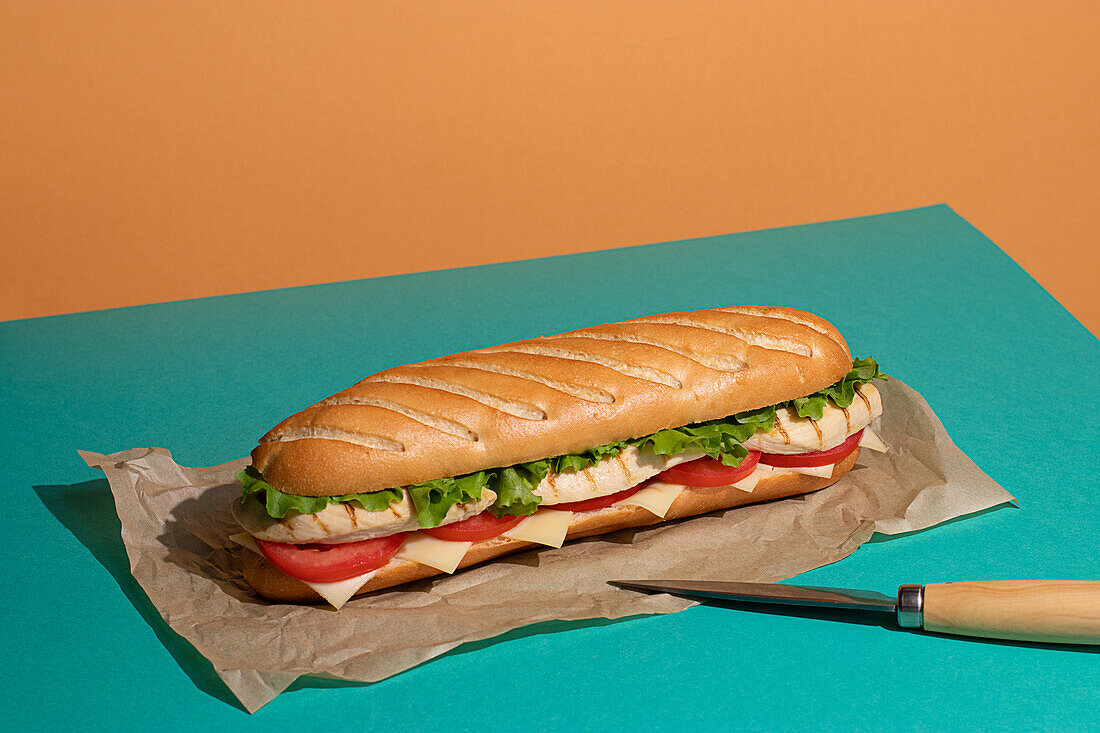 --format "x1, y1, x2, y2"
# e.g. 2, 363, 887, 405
251, 307, 852, 497
237, 305, 880, 604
